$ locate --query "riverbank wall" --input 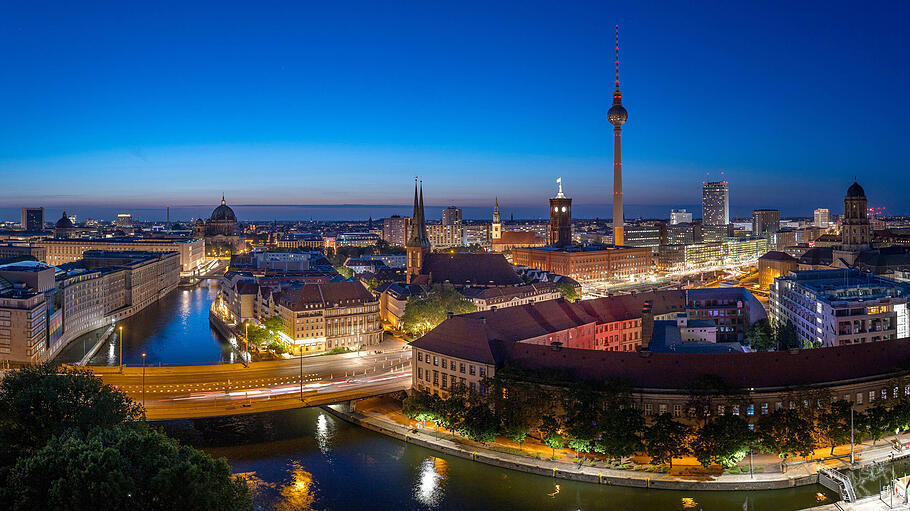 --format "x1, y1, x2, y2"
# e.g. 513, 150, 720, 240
322, 405, 821, 491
